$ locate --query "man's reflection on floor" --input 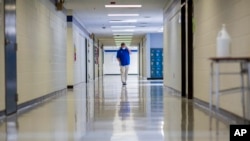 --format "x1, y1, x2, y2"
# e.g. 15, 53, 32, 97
119, 86, 130, 121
